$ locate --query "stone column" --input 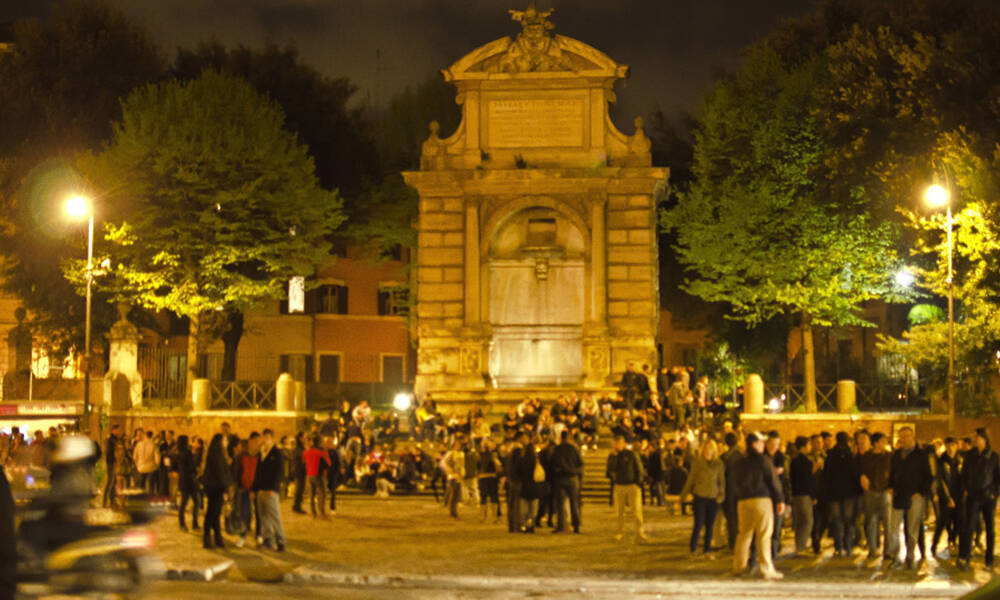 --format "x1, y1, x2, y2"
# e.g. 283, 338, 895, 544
104, 304, 142, 409
590, 195, 607, 324
837, 380, 856, 413
464, 200, 480, 326
744, 374, 764, 414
